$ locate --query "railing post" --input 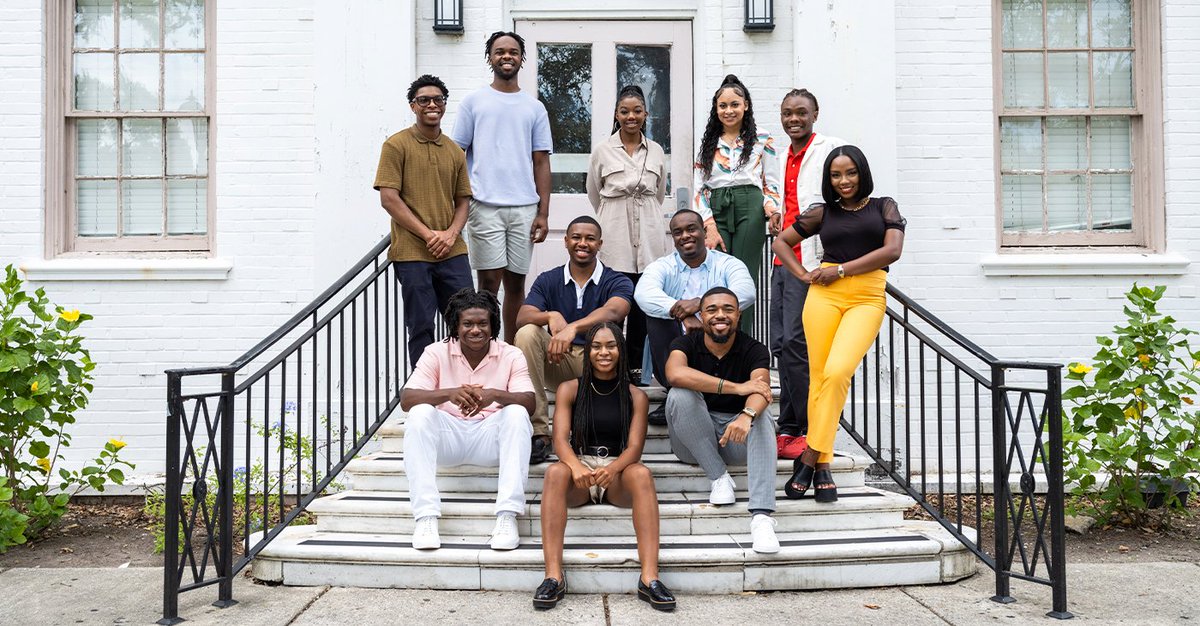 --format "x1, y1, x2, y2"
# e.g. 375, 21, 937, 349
213, 369, 238, 608
159, 373, 184, 625
989, 364, 1015, 604
1043, 367, 1073, 619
